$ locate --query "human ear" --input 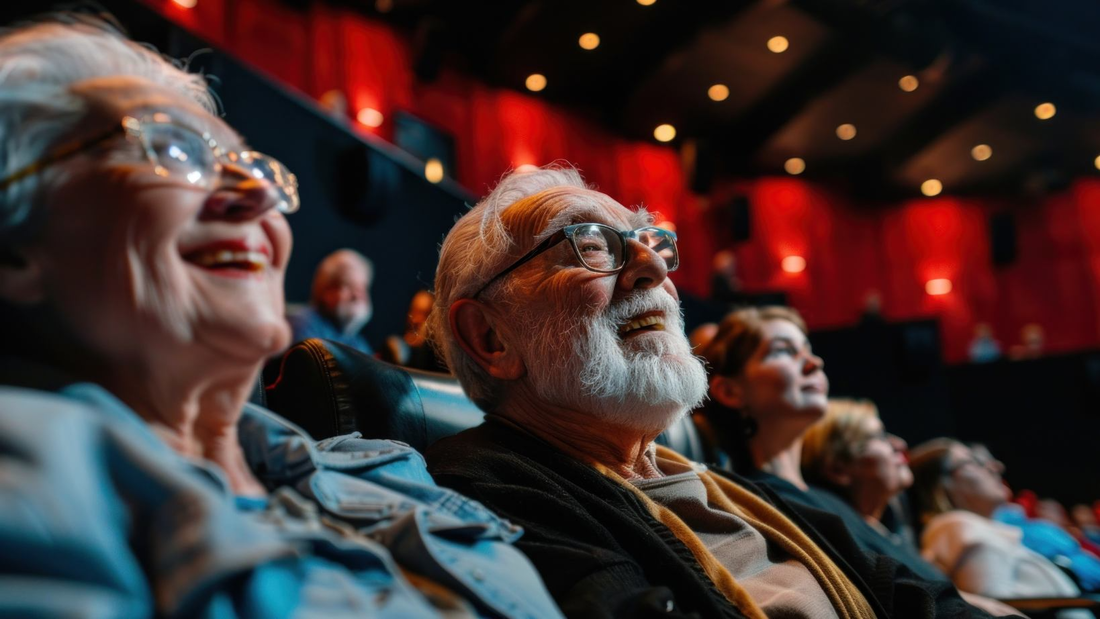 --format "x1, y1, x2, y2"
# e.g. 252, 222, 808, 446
0, 246, 43, 306
449, 298, 525, 380
710, 374, 745, 409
